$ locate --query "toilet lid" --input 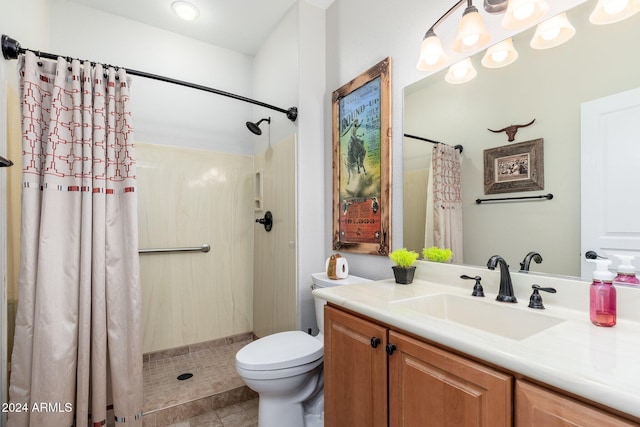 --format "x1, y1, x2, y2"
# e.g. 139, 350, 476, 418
236, 331, 323, 371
